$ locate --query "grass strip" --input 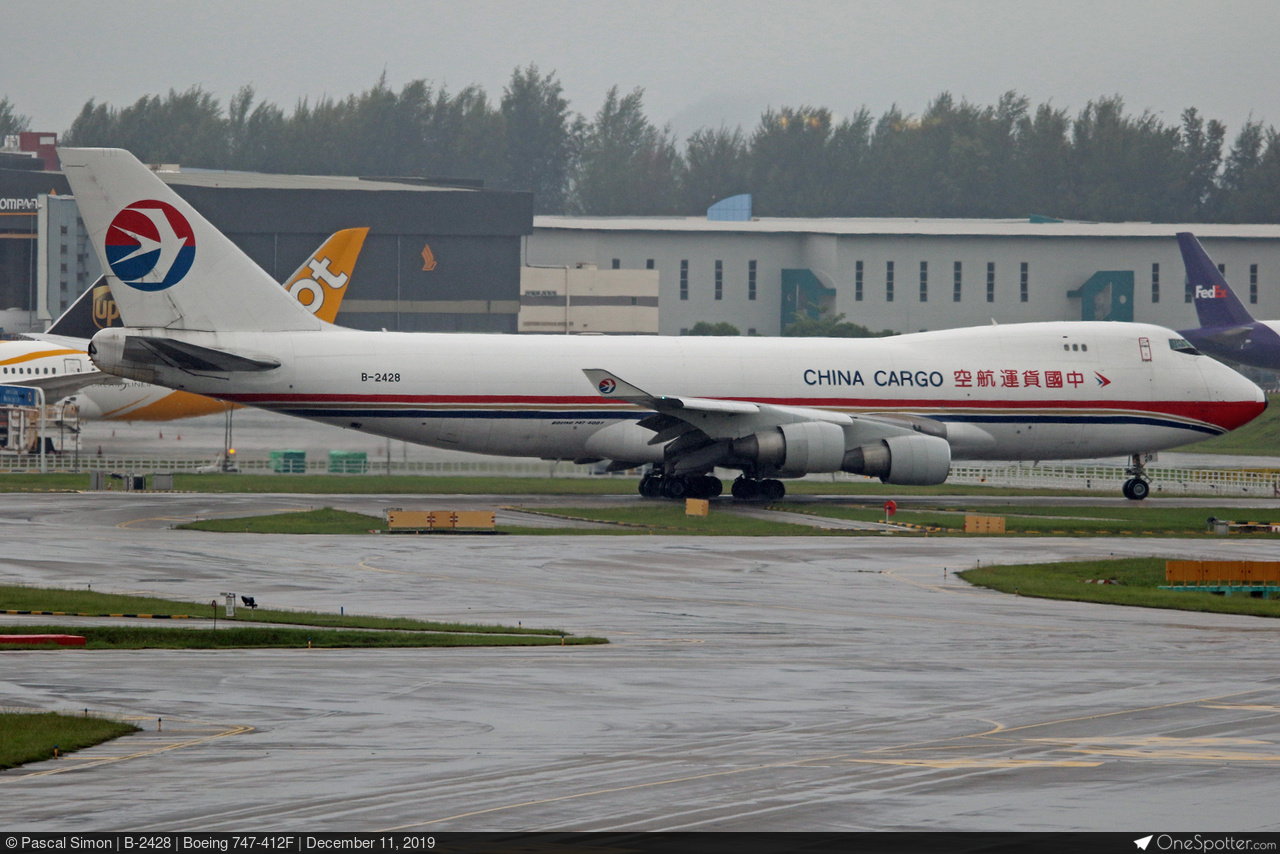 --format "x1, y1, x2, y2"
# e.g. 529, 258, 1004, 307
0, 711, 139, 770
0, 585, 566, 636
959, 557, 1280, 618
1, 625, 605, 649
179, 507, 388, 534
785, 502, 1273, 536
